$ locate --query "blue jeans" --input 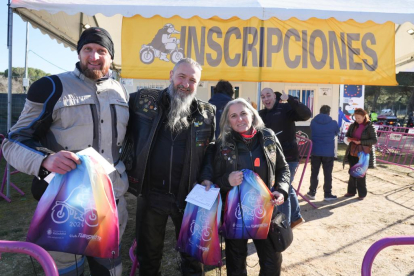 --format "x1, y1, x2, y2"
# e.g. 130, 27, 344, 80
277, 162, 302, 225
